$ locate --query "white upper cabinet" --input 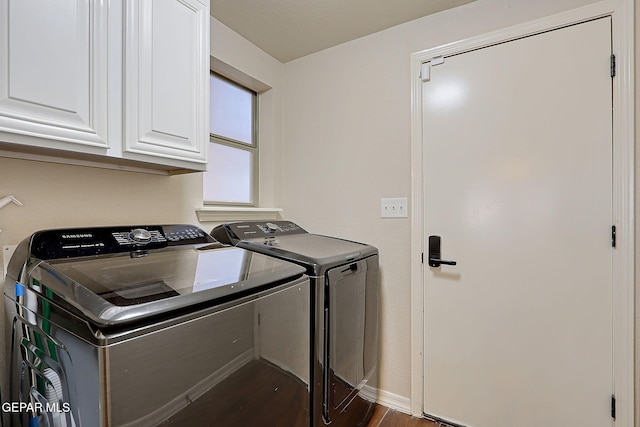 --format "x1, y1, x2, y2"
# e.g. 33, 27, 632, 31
0, 0, 210, 172
0, 0, 109, 153
123, 0, 209, 166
